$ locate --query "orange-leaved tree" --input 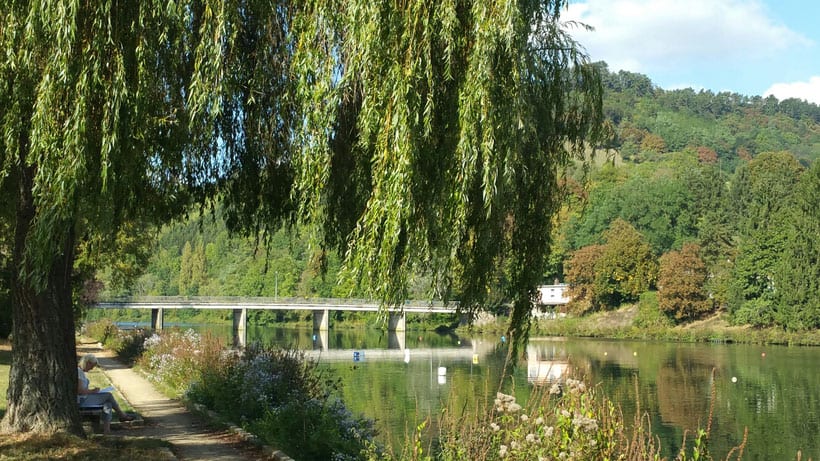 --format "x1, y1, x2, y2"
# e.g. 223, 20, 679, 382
658, 243, 712, 322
